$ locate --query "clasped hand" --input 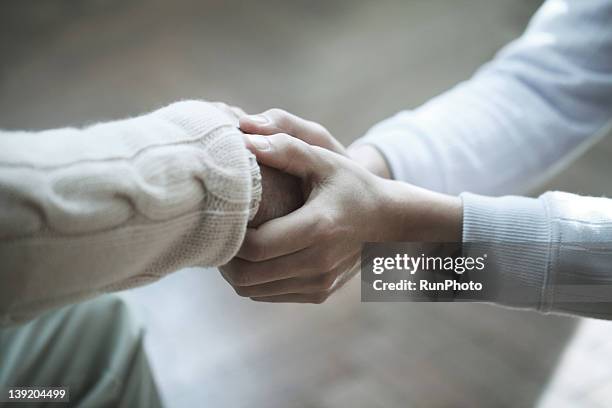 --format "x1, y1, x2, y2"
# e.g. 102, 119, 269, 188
218, 105, 462, 303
